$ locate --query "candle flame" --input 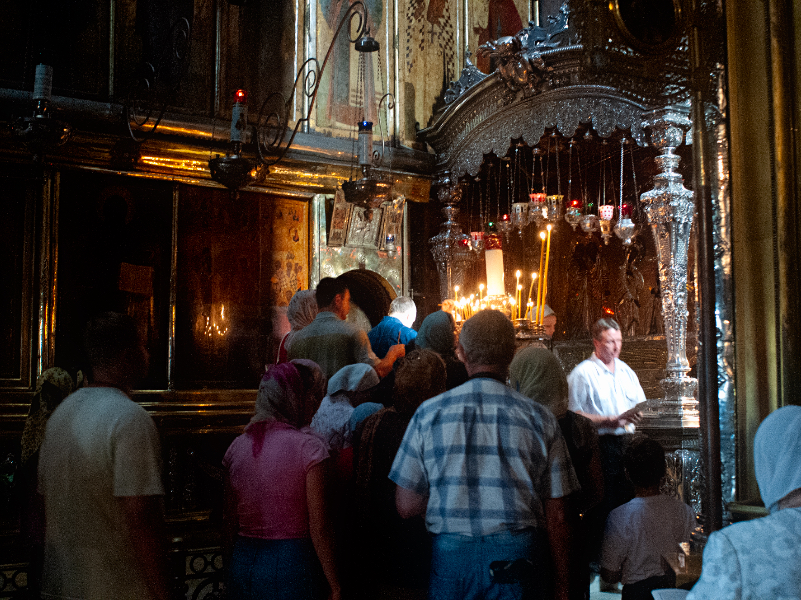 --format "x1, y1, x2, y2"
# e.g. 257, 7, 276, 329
540, 231, 546, 240
546, 224, 553, 231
